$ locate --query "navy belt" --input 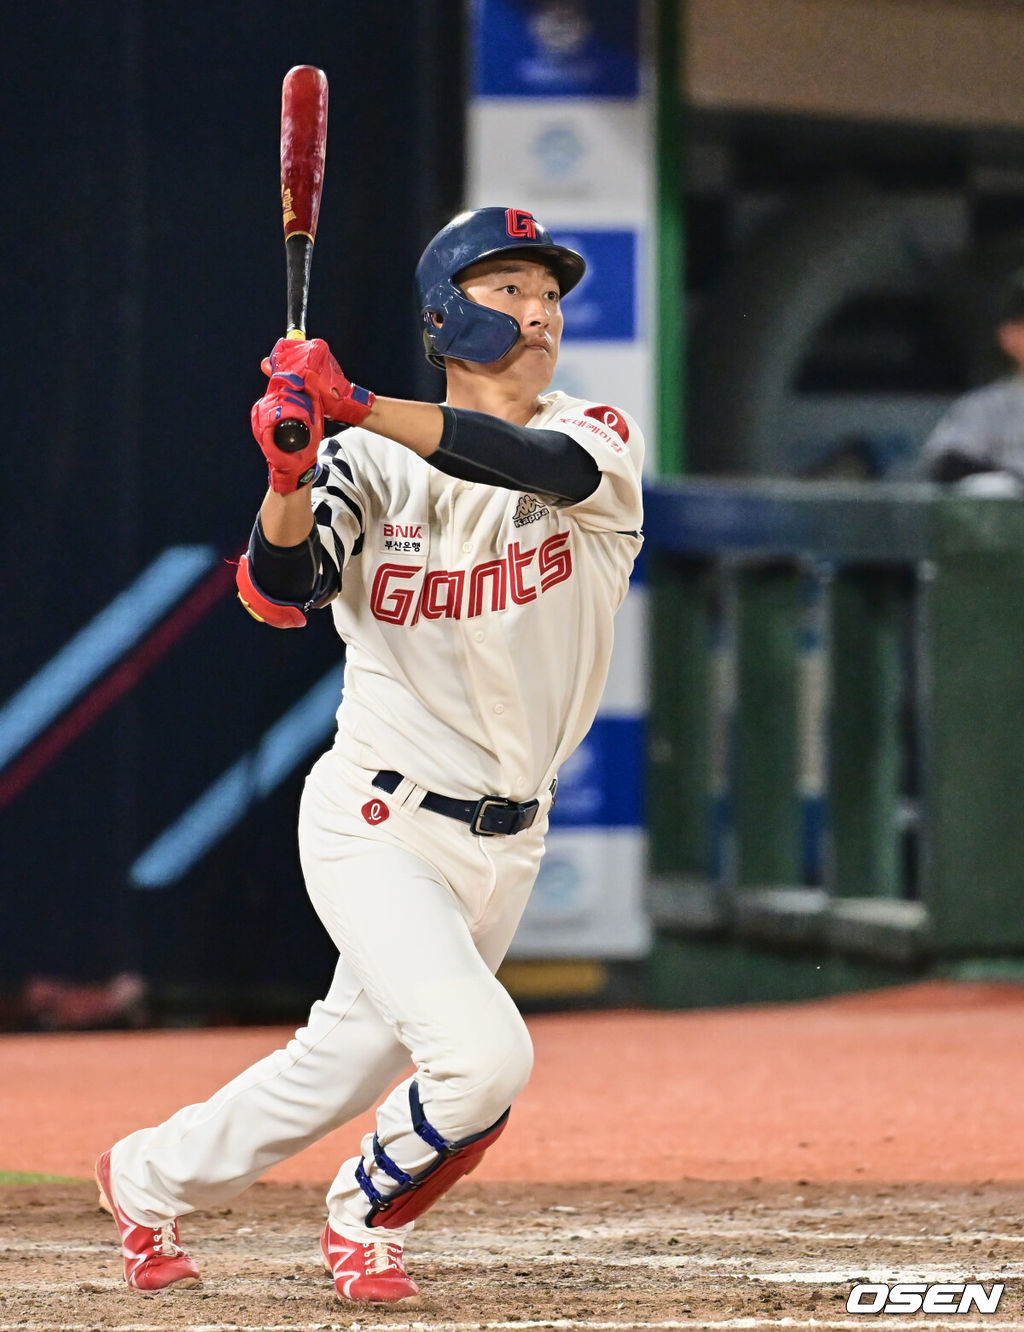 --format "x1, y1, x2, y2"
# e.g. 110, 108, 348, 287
372, 770, 541, 837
